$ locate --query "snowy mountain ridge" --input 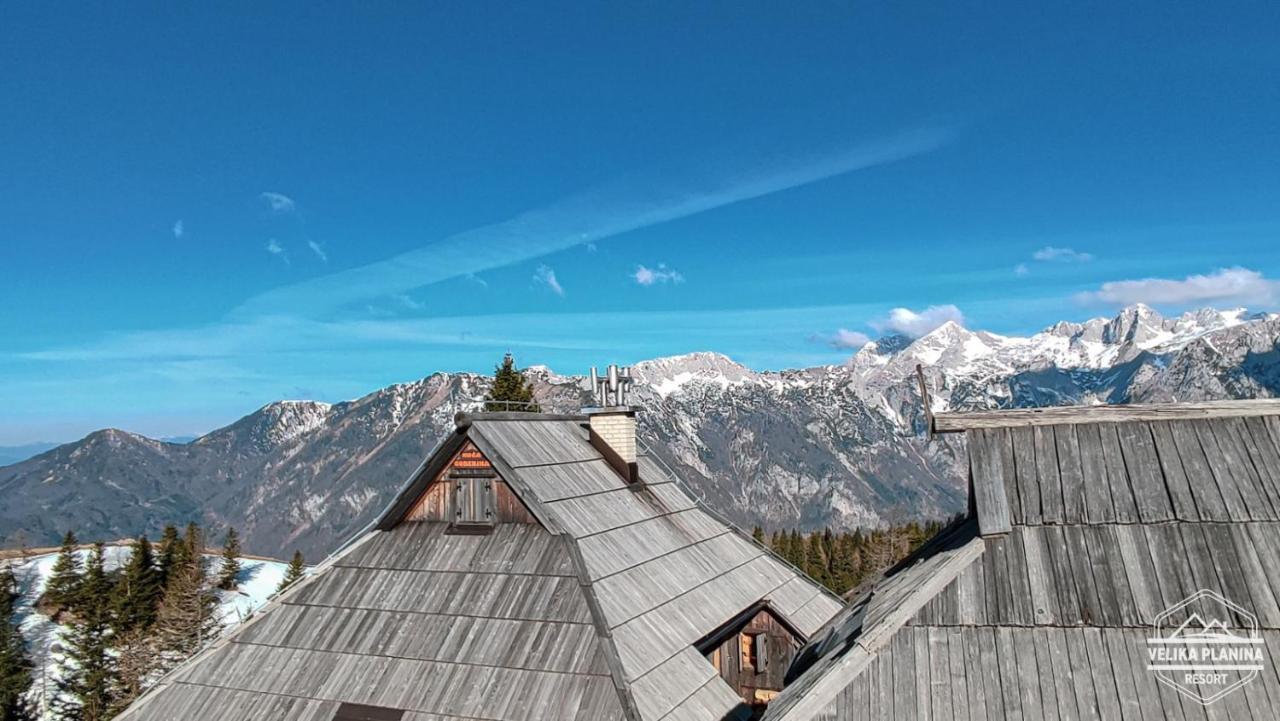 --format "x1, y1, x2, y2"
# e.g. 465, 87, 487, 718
2, 304, 1279, 557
